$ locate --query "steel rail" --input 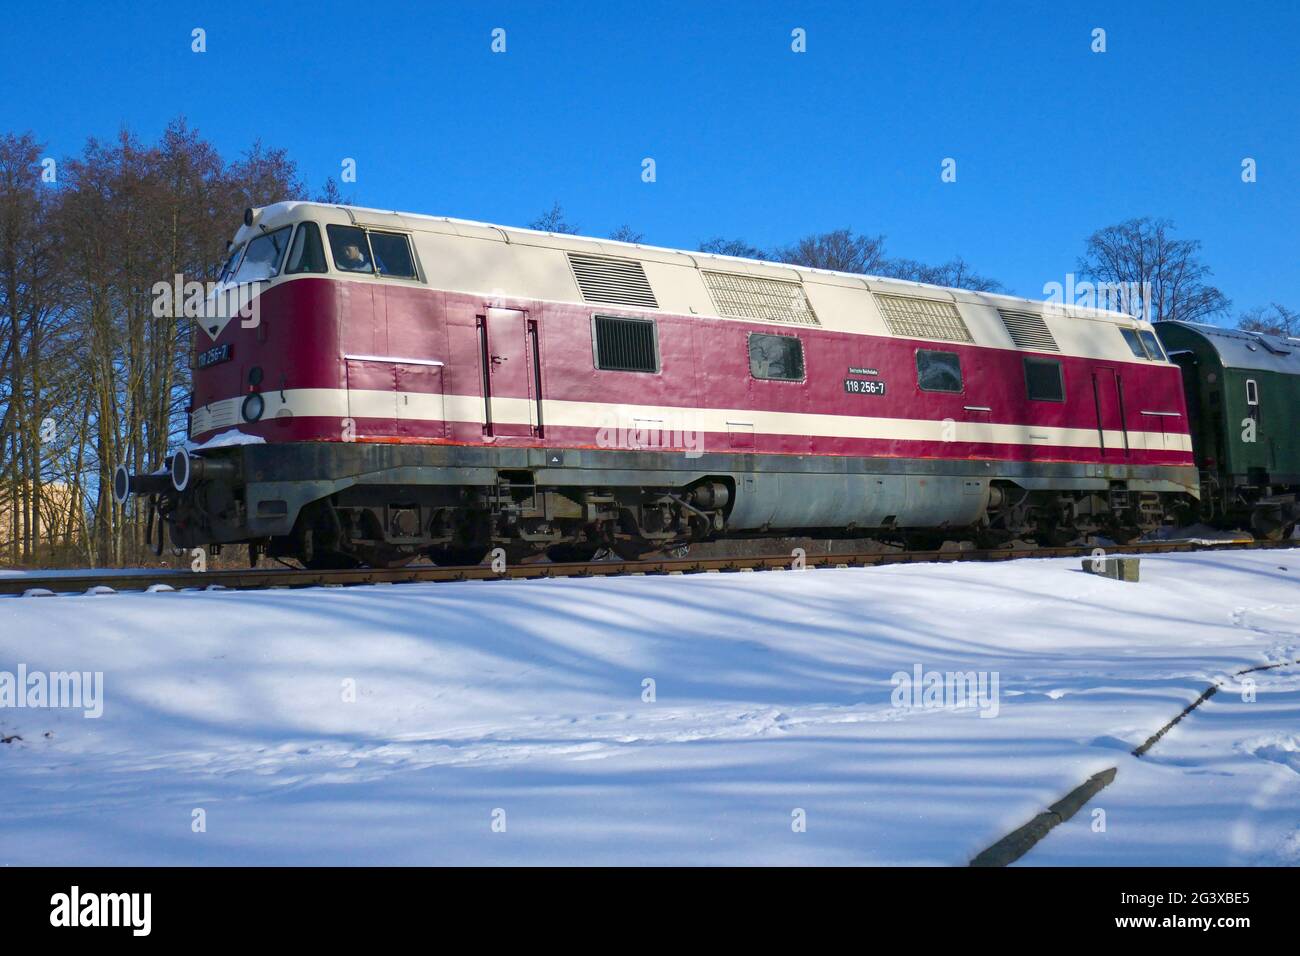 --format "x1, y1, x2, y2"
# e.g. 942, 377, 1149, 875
1, 538, 1294, 597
